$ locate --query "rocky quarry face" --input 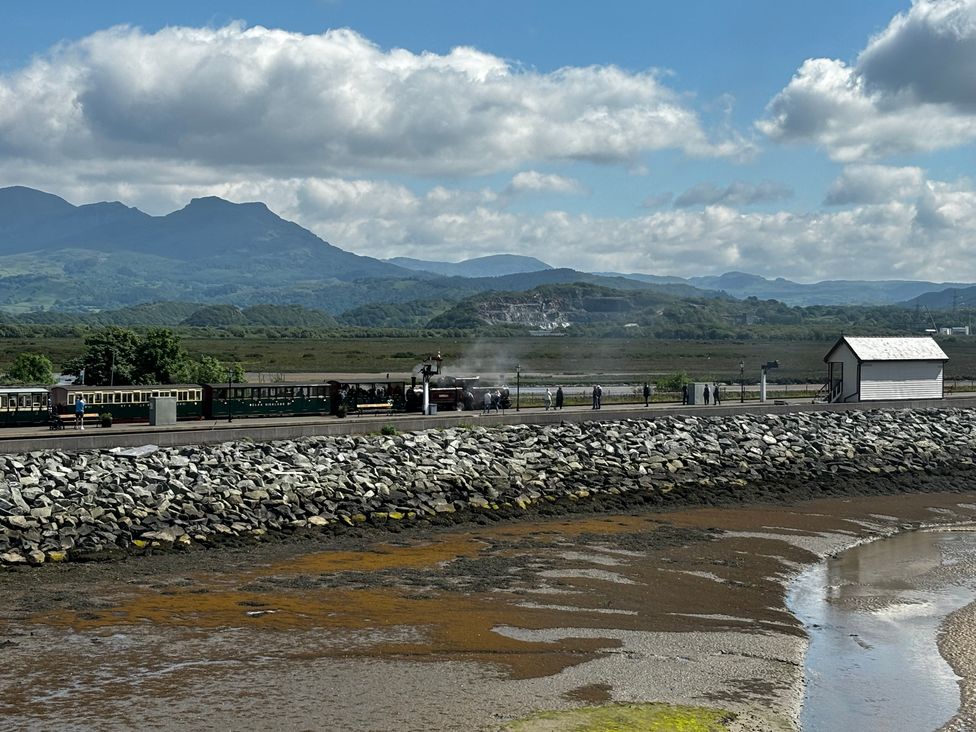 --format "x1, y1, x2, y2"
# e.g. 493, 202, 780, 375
1, 408, 973, 565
